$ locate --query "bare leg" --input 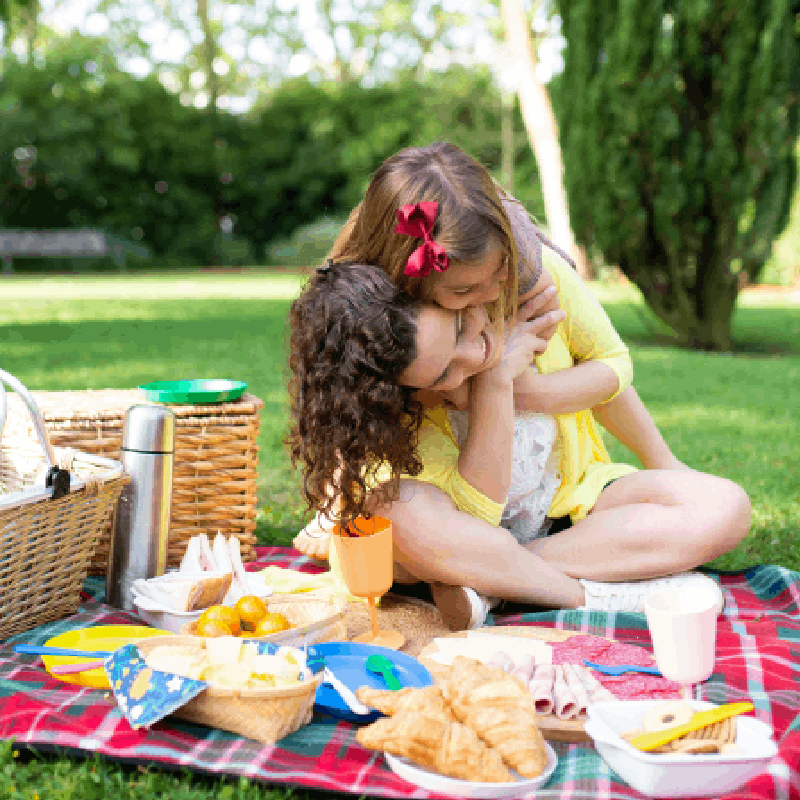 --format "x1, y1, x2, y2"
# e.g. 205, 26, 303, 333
526, 470, 750, 581
378, 480, 586, 608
